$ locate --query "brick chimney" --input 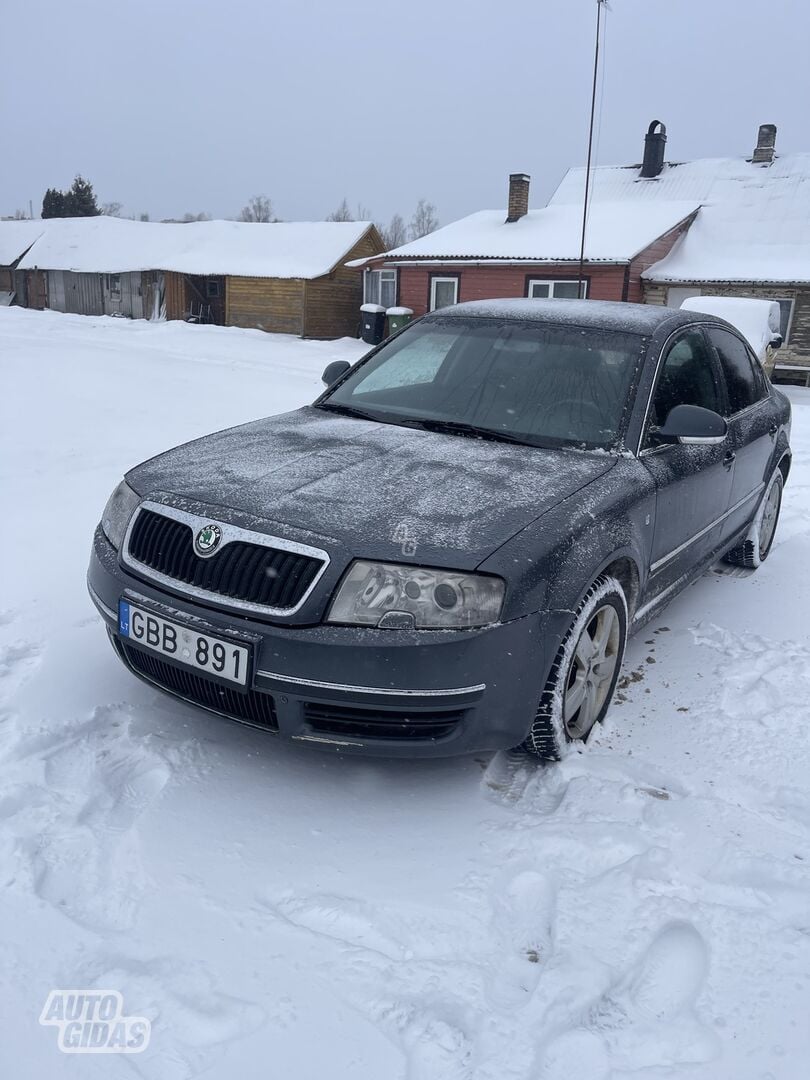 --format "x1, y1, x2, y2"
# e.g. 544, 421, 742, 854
640, 121, 667, 179
752, 123, 777, 164
506, 173, 530, 222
